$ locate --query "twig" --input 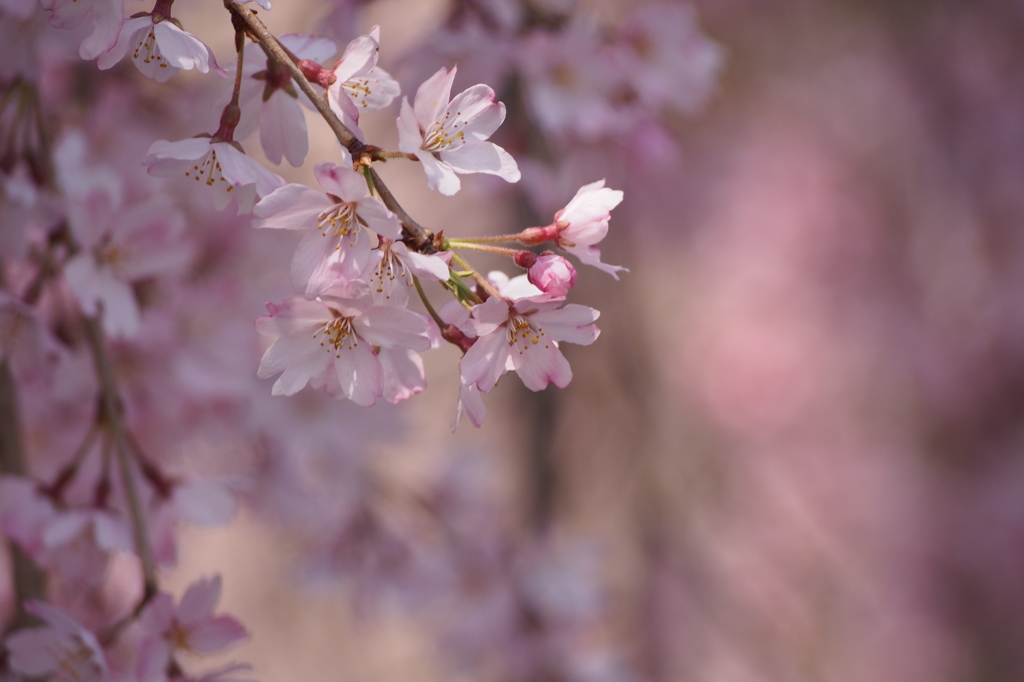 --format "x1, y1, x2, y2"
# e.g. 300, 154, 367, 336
81, 316, 159, 602
223, 0, 434, 250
